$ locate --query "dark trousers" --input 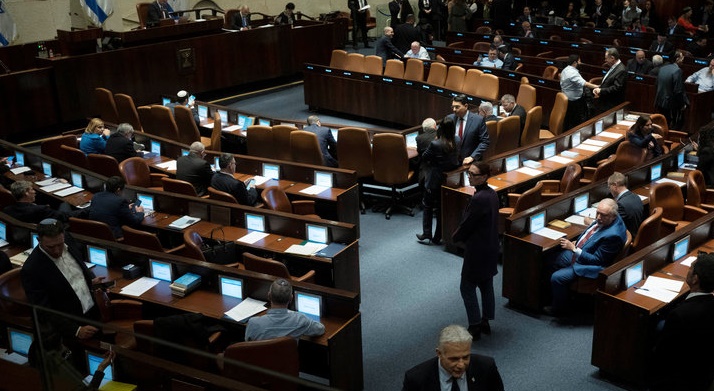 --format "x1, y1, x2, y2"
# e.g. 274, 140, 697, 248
421, 188, 442, 241
352, 11, 368, 46
564, 97, 587, 131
